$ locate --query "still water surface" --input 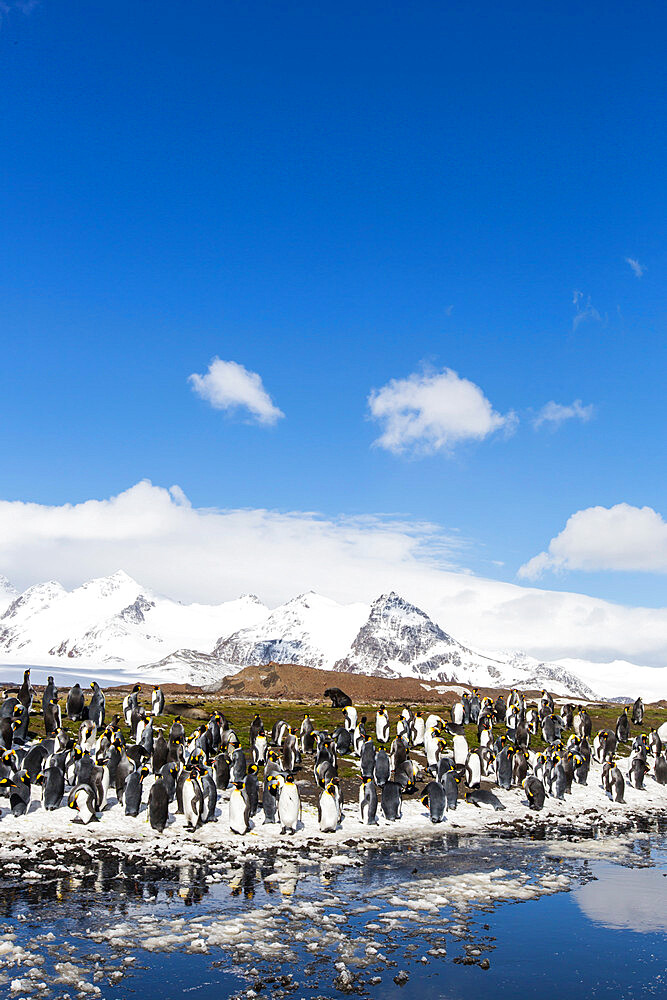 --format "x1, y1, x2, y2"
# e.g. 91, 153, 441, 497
1, 833, 665, 999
